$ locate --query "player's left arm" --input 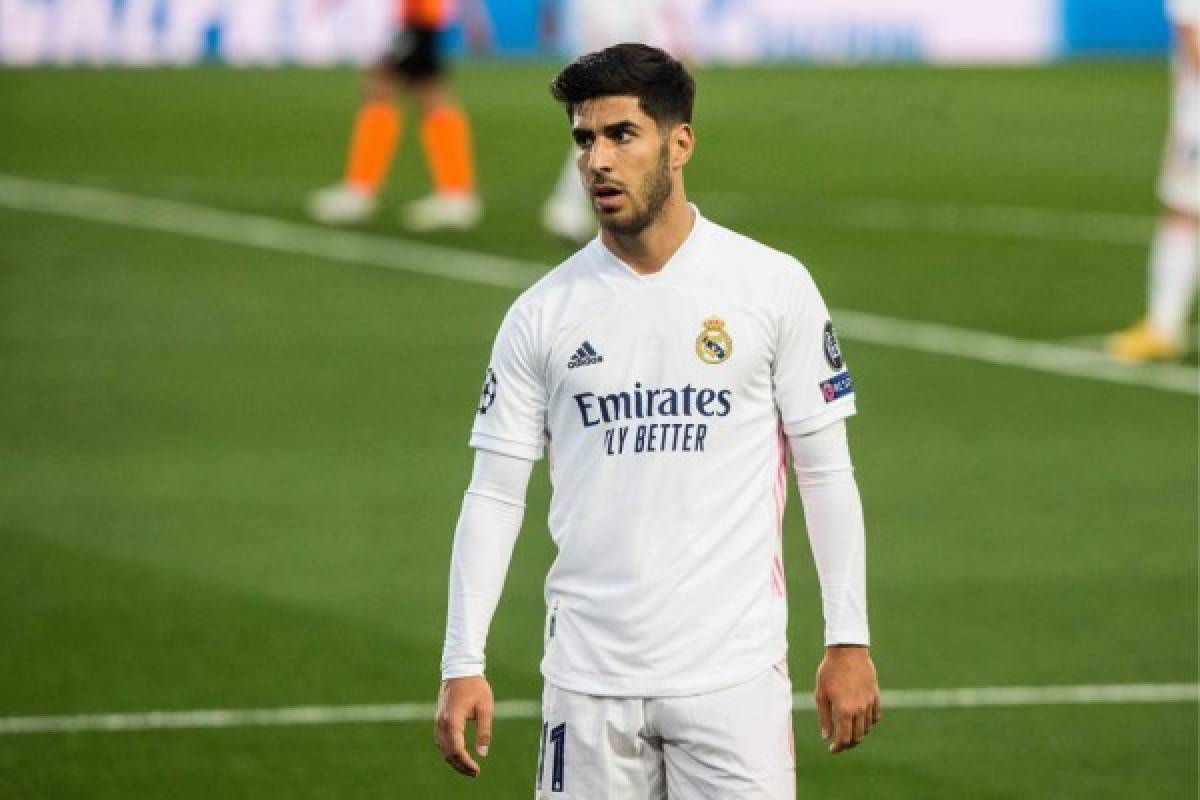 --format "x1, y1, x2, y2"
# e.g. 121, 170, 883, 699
1180, 21, 1200, 74
790, 419, 881, 753
1169, 0, 1200, 73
